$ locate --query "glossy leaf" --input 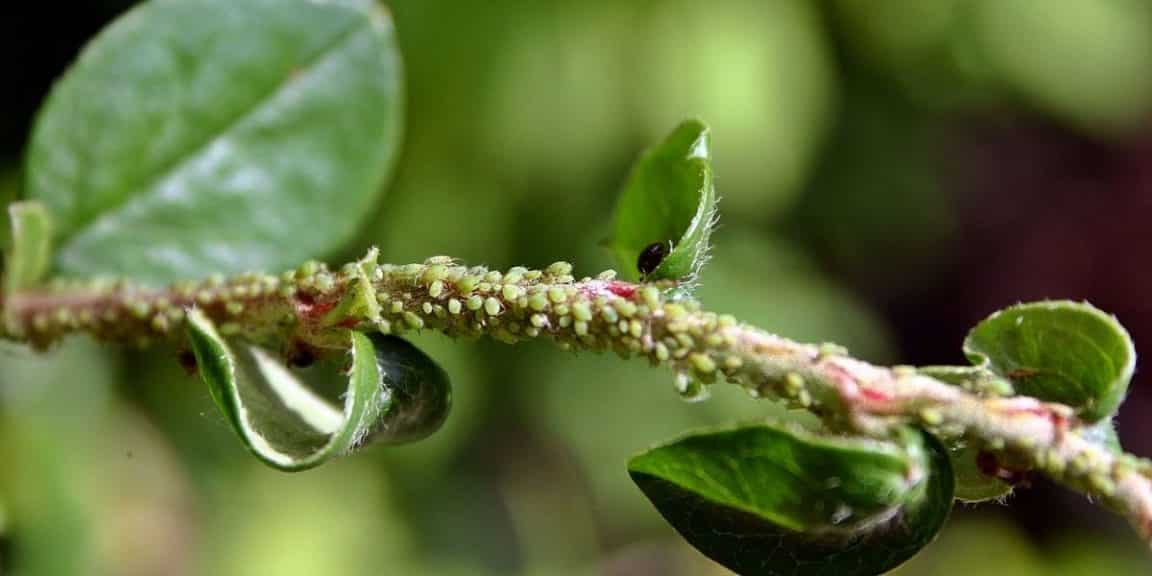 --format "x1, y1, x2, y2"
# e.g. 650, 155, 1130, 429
27, 0, 403, 284
629, 424, 954, 576
184, 310, 450, 470
964, 301, 1135, 422
609, 119, 716, 285
3, 202, 53, 294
